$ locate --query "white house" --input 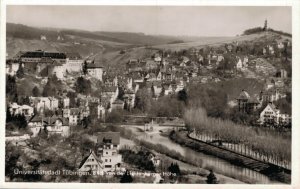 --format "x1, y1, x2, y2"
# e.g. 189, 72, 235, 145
78, 150, 104, 175
28, 115, 44, 137
259, 103, 285, 125
29, 97, 59, 112
268, 45, 275, 55
45, 116, 70, 137
65, 53, 84, 73
52, 62, 66, 79
96, 104, 106, 120
64, 108, 81, 126
28, 115, 69, 137
6, 62, 21, 76
9, 103, 34, 117
102, 86, 119, 105
236, 58, 243, 70
277, 42, 285, 49
154, 56, 162, 62
63, 97, 70, 108
96, 132, 122, 171
86, 63, 104, 81
40, 35, 47, 40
